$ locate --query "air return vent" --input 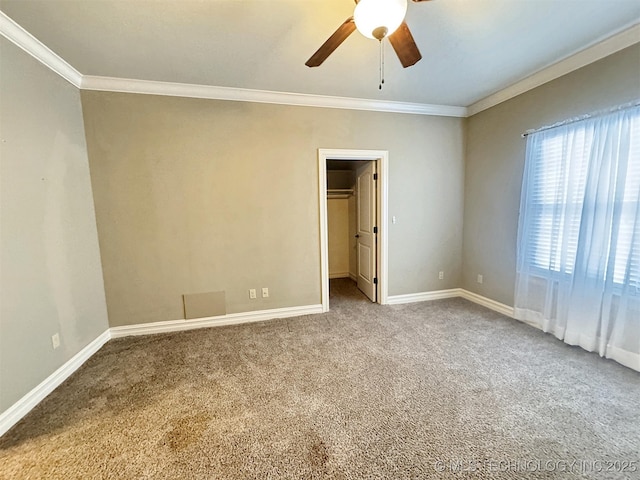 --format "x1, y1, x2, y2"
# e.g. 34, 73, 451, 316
182, 291, 226, 319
